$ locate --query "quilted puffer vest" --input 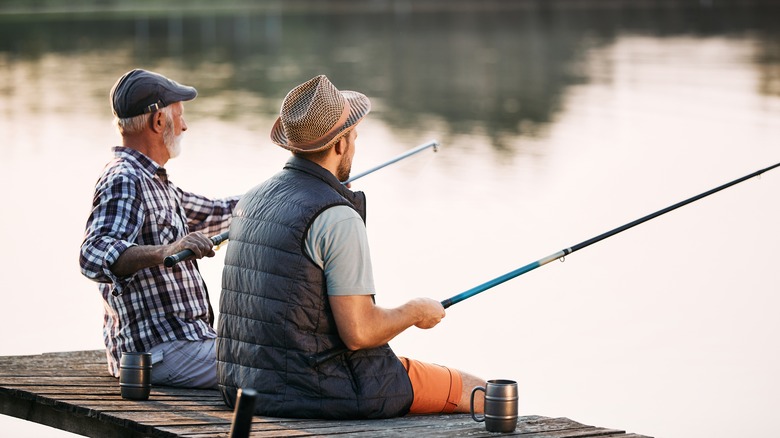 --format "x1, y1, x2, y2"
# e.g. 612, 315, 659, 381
217, 156, 413, 419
